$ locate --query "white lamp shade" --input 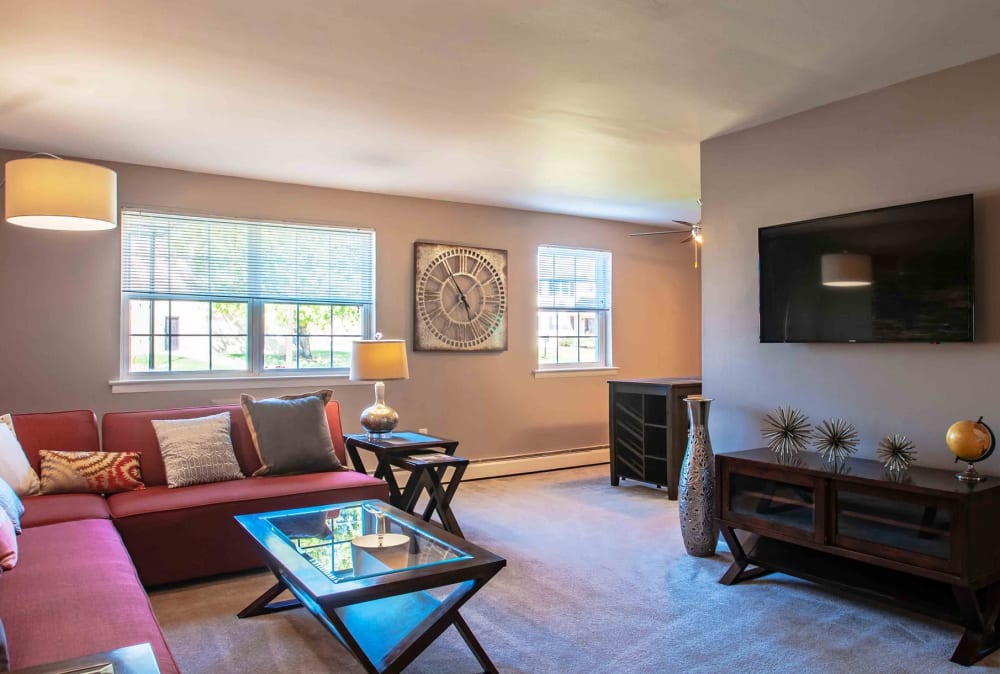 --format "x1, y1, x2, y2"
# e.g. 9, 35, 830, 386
5, 158, 118, 231
821, 253, 872, 287
350, 339, 410, 381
